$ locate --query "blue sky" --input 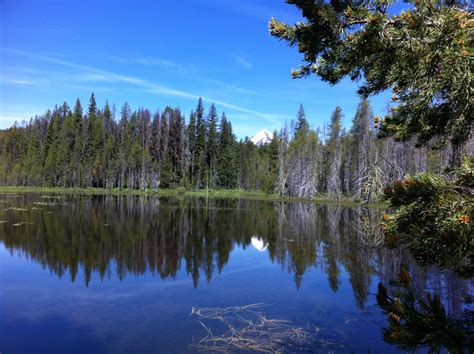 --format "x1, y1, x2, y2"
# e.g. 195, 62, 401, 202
1, 0, 395, 138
